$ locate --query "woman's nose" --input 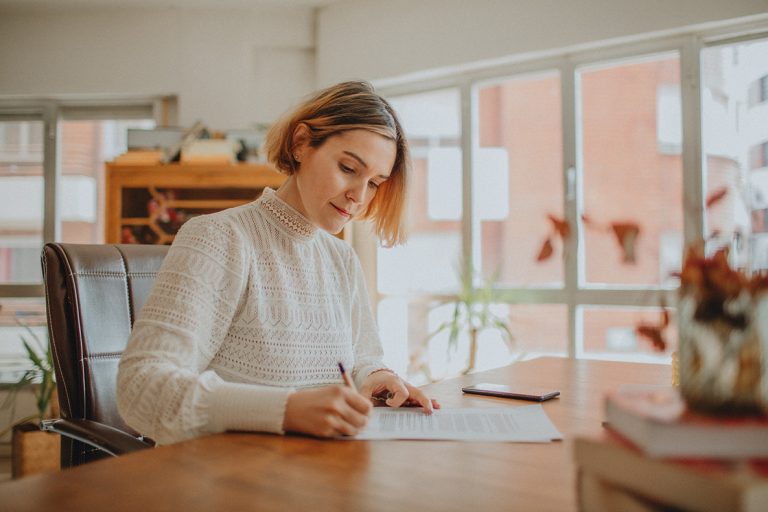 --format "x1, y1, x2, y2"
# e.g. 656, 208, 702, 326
346, 180, 368, 204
